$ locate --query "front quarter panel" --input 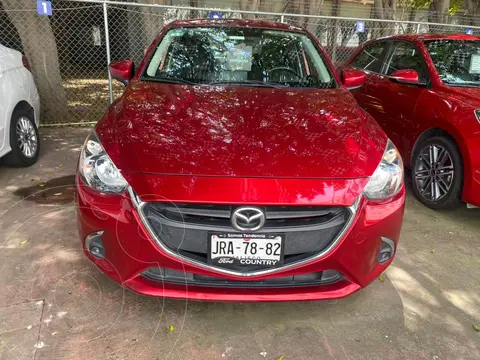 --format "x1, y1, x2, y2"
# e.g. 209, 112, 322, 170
411, 88, 480, 205
0, 66, 40, 157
